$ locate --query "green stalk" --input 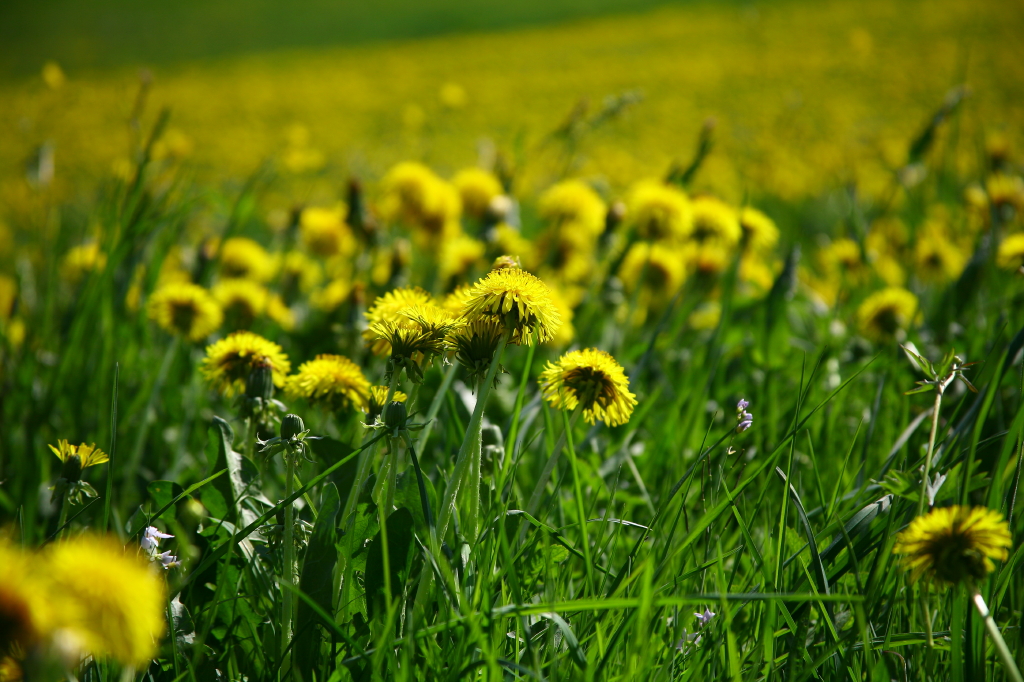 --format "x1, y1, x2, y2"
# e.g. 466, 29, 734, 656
525, 405, 582, 519
437, 332, 510, 540
384, 435, 401, 522
917, 387, 944, 517
971, 587, 1024, 682
562, 404, 596, 597
281, 453, 297, 675
56, 491, 70, 541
